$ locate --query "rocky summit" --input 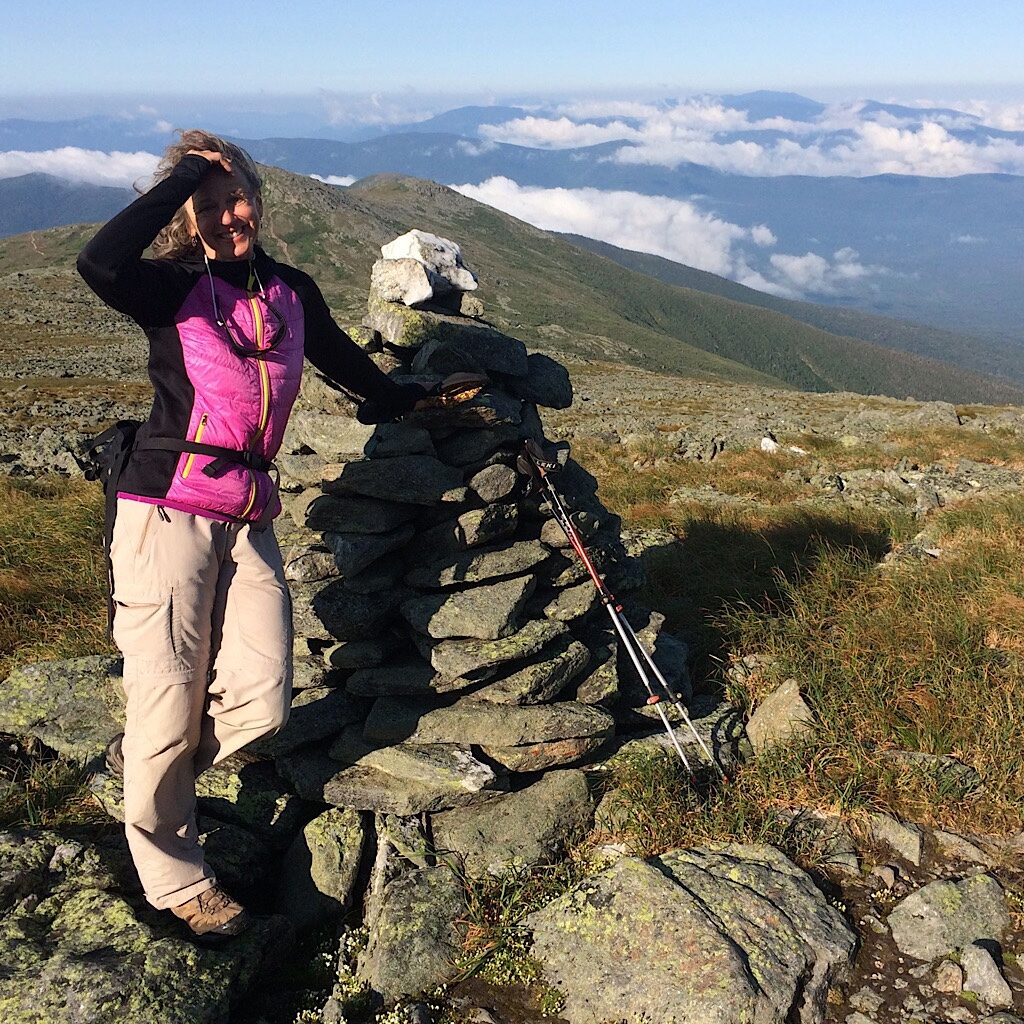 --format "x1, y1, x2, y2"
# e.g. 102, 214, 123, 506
2, 230, 1024, 1024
